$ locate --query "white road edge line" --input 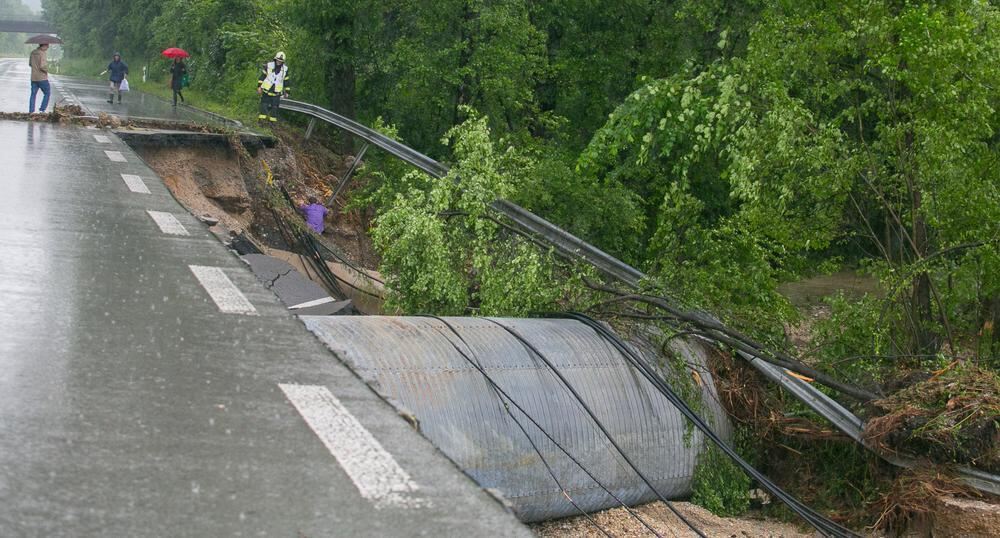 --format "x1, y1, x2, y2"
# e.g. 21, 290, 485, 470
278, 384, 425, 509
188, 265, 258, 315
121, 174, 151, 194
288, 296, 337, 310
147, 210, 189, 236
104, 150, 127, 162
93, 134, 112, 143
